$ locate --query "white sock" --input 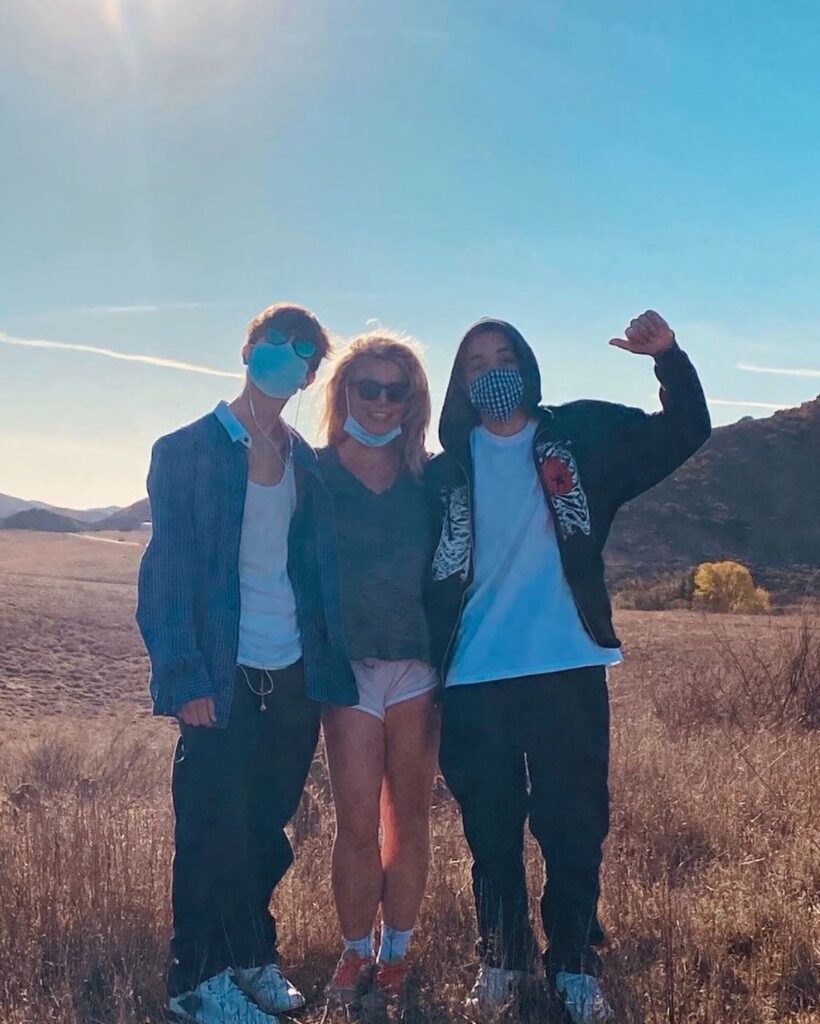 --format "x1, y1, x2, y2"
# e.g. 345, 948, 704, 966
343, 930, 375, 959
378, 924, 413, 963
